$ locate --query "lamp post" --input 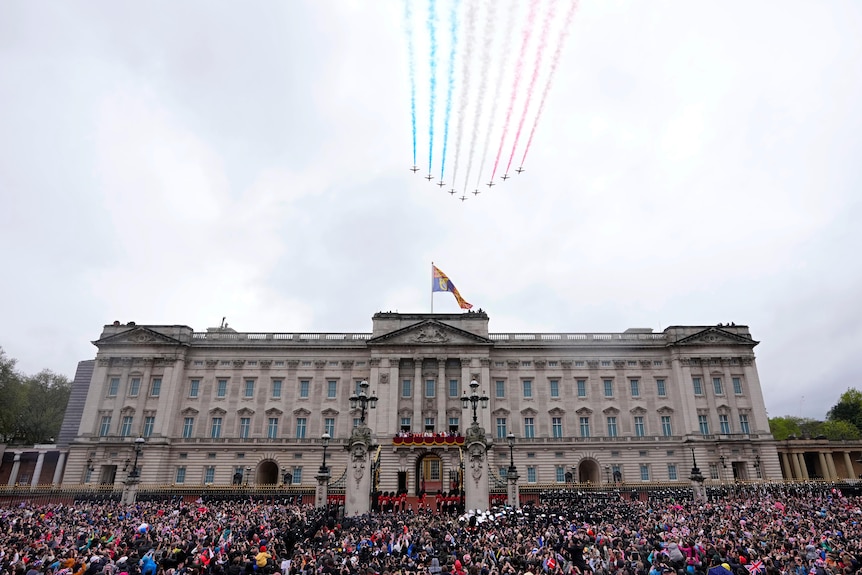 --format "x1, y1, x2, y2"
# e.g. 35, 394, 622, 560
460, 379, 489, 425
121, 436, 145, 504
245, 466, 251, 487
688, 444, 706, 503
320, 433, 331, 474
349, 380, 378, 424
505, 432, 519, 508
130, 436, 145, 478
